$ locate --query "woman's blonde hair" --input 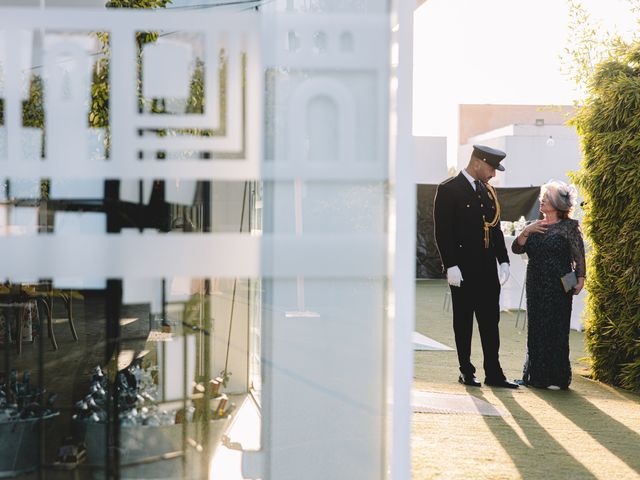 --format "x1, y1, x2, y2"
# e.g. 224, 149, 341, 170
540, 180, 577, 219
